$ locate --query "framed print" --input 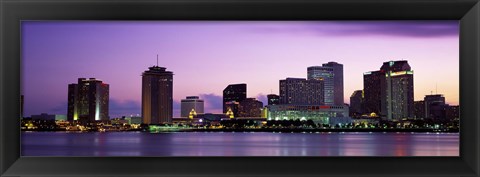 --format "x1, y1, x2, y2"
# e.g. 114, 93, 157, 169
1, 0, 479, 176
